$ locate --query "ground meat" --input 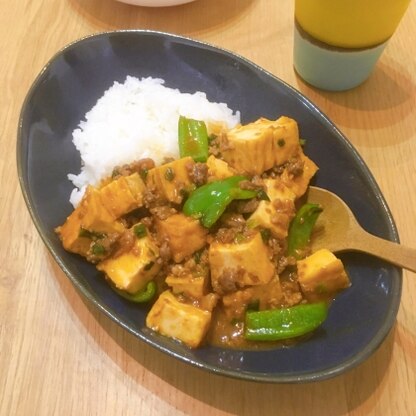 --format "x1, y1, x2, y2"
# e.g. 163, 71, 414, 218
265, 155, 304, 179
187, 162, 208, 186
219, 213, 246, 230
158, 239, 172, 262
281, 281, 303, 306
170, 264, 188, 276
85, 232, 121, 263
217, 132, 234, 153
215, 267, 246, 295
276, 255, 296, 274
267, 237, 285, 258
184, 257, 197, 270
111, 230, 137, 258
143, 186, 160, 208
272, 199, 293, 213
285, 156, 304, 177
135, 158, 156, 173
170, 257, 197, 276
243, 228, 257, 240
207, 133, 221, 155
215, 223, 256, 245
121, 208, 151, 228
239, 176, 264, 191
267, 167, 283, 178
104, 233, 122, 252
139, 216, 153, 228
234, 198, 259, 214
208, 145, 220, 157
162, 156, 175, 164
270, 213, 284, 227
215, 227, 239, 244
196, 249, 209, 266
222, 288, 254, 319
150, 205, 177, 221
112, 158, 156, 178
